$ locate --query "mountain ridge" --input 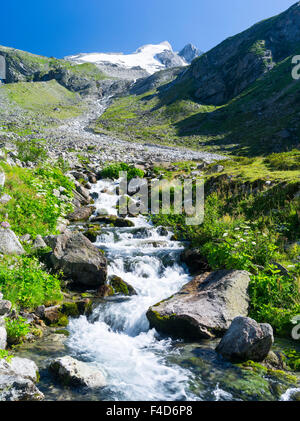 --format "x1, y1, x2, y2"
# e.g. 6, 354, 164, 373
65, 41, 202, 79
